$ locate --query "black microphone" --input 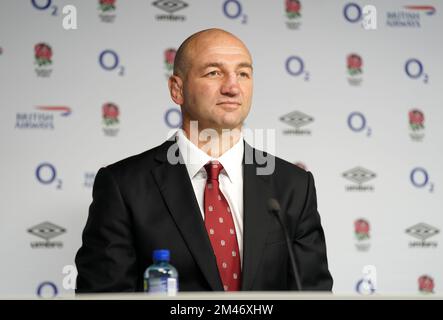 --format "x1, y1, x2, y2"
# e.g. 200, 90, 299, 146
267, 198, 302, 291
